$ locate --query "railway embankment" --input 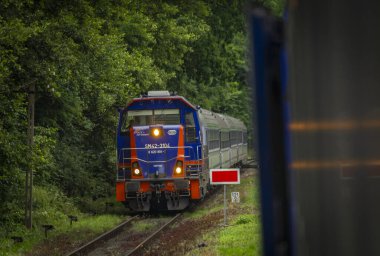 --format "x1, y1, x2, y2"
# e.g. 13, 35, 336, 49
142, 167, 261, 256
1, 192, 127, 255
2, 167, 260, 255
